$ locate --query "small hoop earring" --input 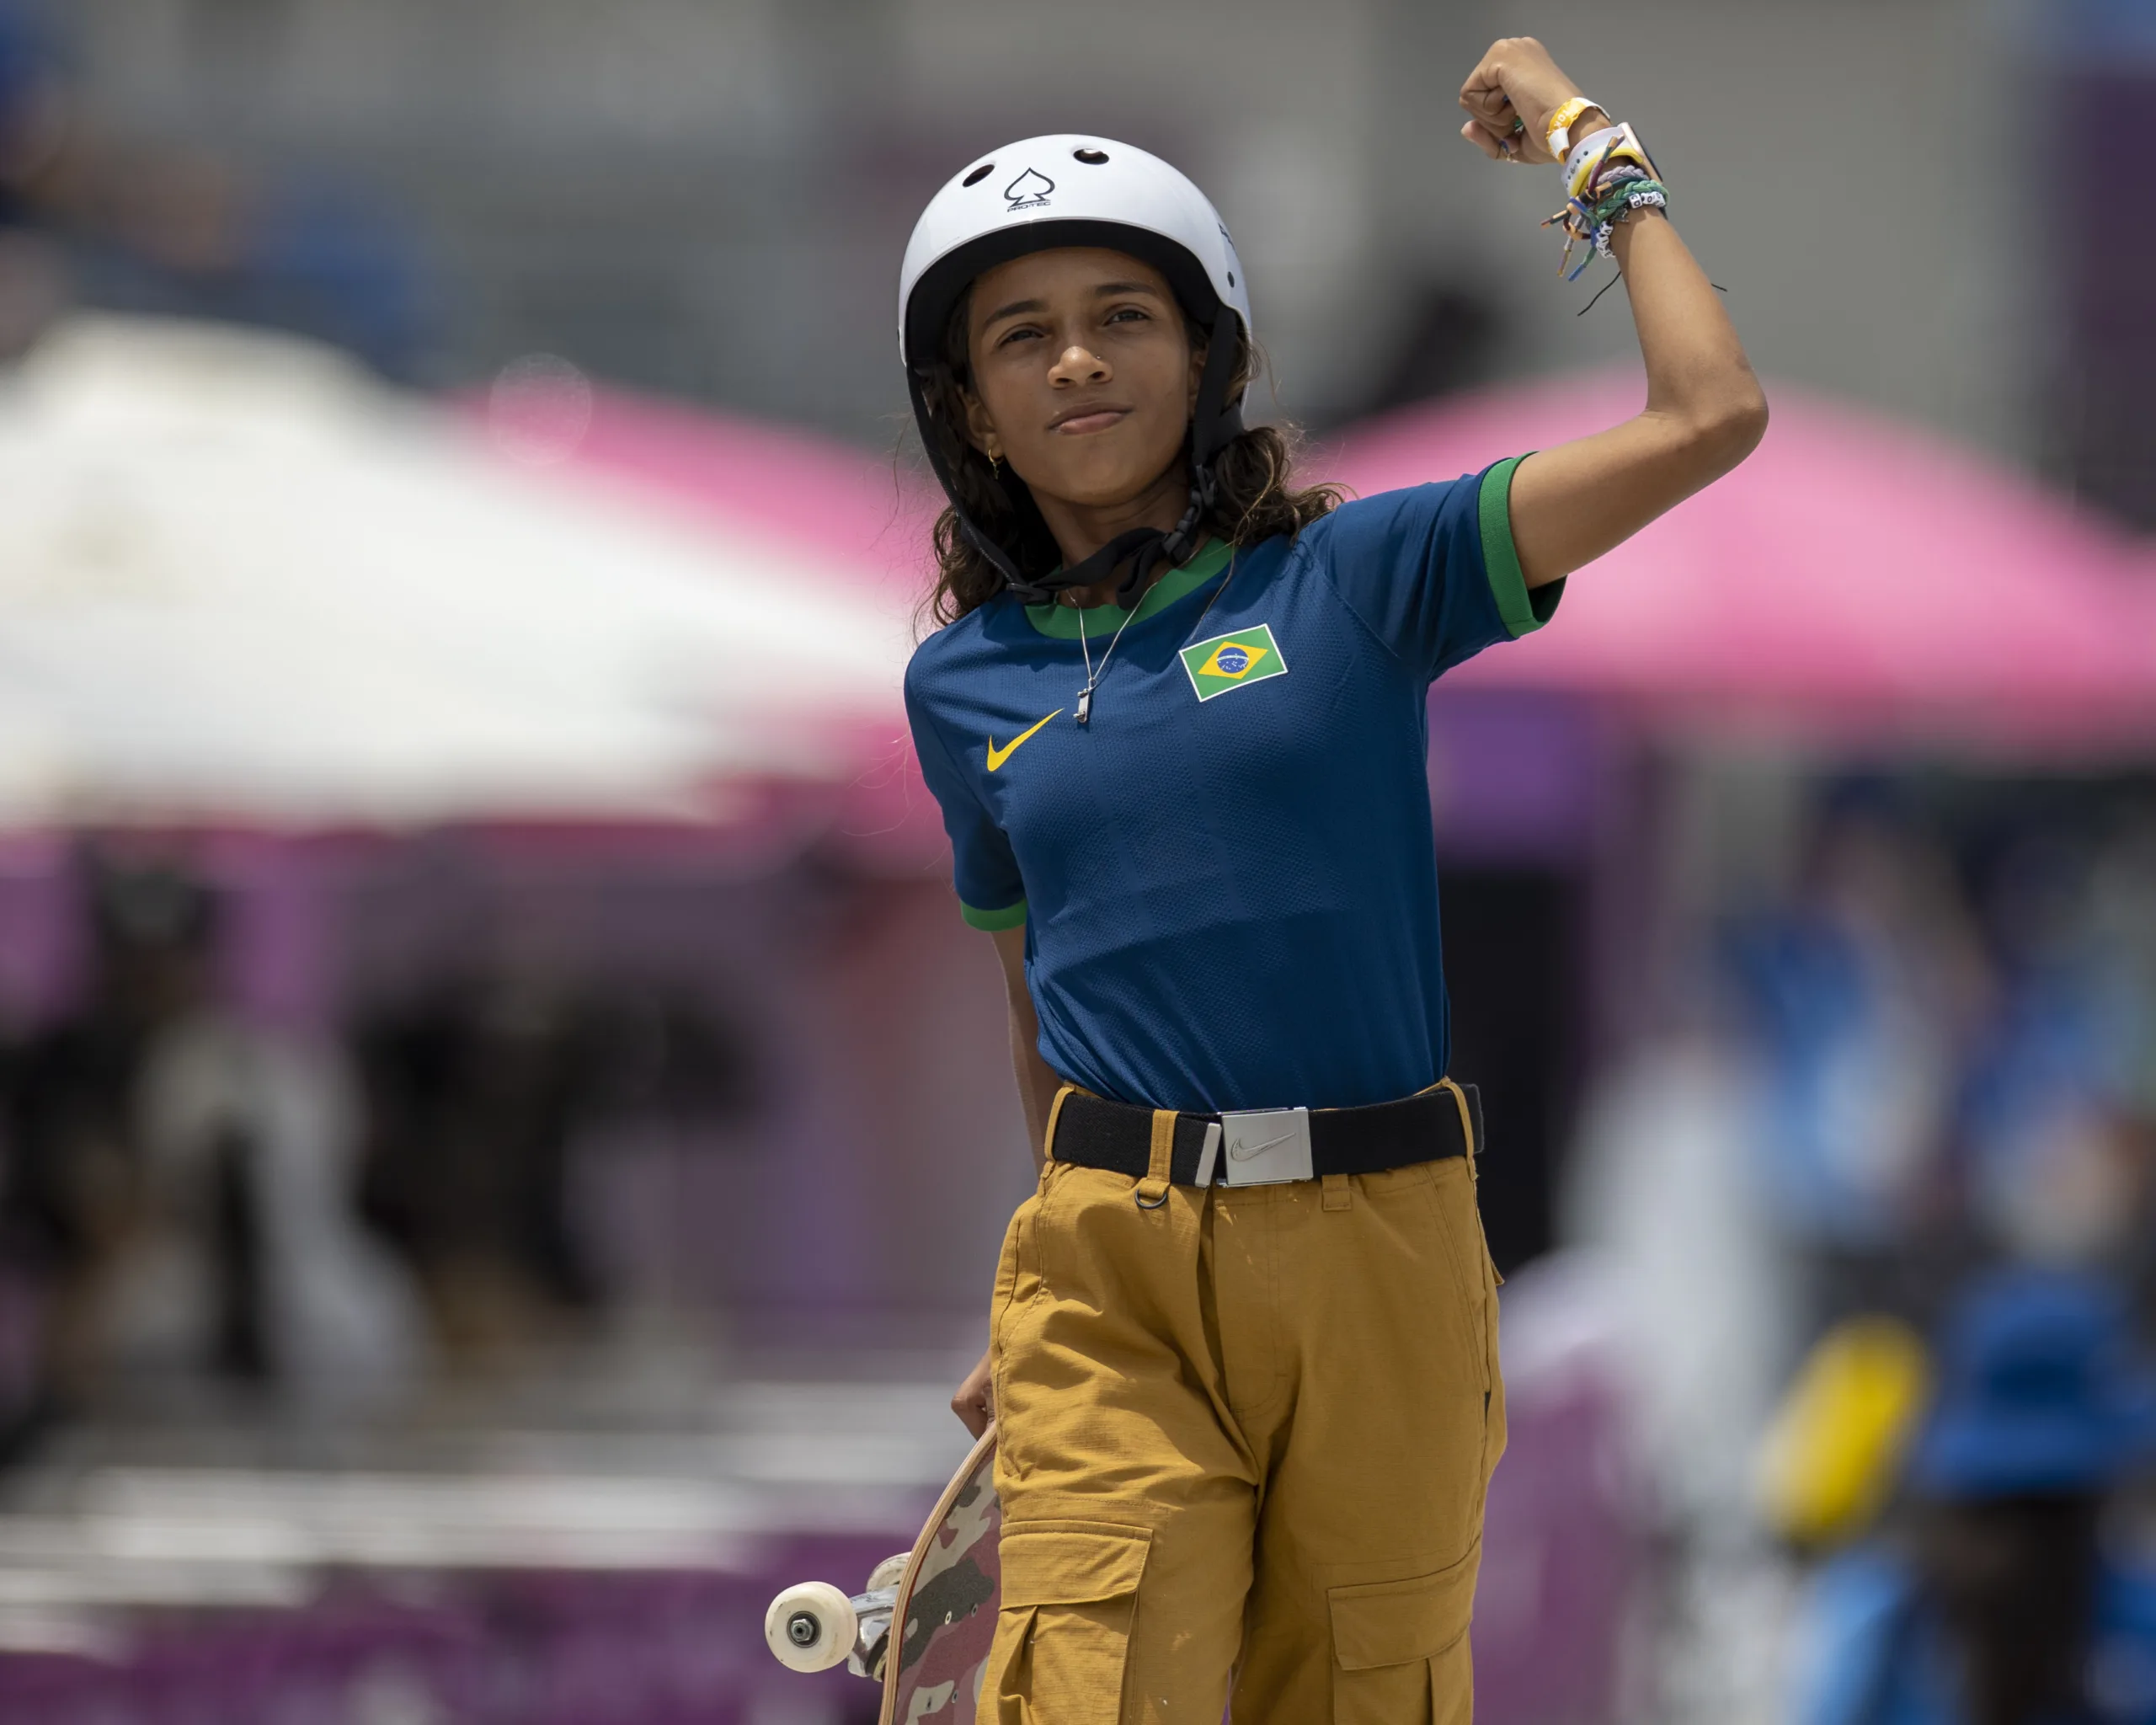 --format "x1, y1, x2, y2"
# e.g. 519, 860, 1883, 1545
989, 452, 1002, 478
